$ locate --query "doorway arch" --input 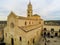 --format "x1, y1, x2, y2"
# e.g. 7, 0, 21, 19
11, 38, 14, 45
